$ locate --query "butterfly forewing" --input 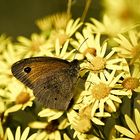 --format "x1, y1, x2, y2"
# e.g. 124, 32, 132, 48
11, 57, 80, 110
12, 57, 71, 89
